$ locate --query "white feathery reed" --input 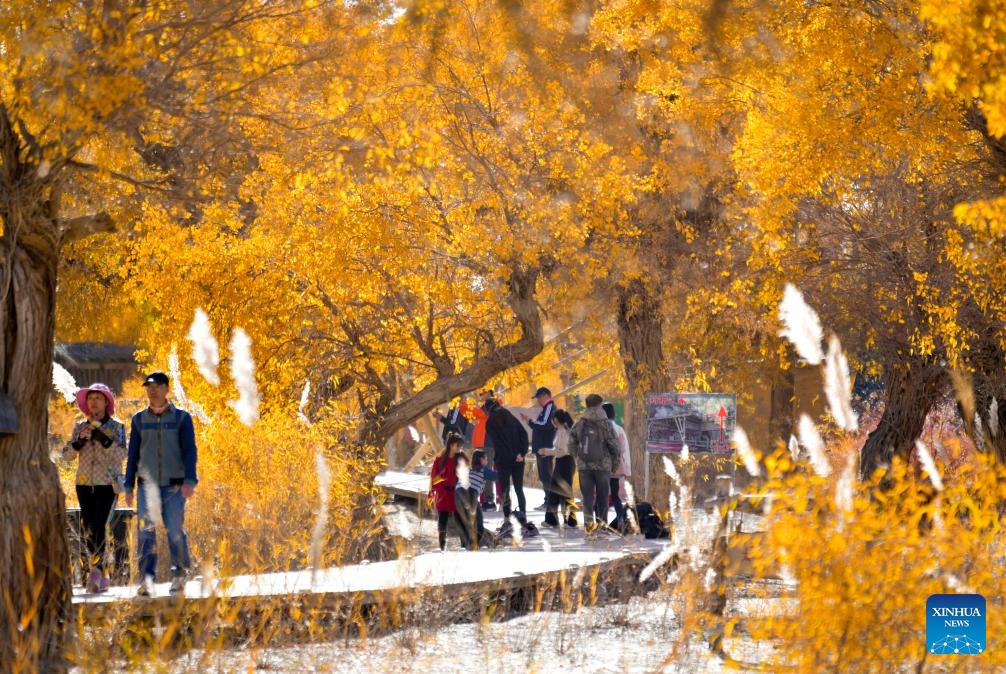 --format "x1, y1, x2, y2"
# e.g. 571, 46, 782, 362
680, 444, 690, 462
835, 451, 855, 513
704, 567, 718, 593
798, 414, 831, 477
778, 283, 824, 365
788, 434, 800, 460
395, 507, 414, 541
298, 379, 312, 425
733, 426, 761, 478
990, 398, 1000, 438
52, 363, 77, 403
639, 541, 680, 583
541, 538, 552, 553
229, 328, 260, 427
187, 308, 220, 386
168, 348, 188, 407
139, 468, 164, 528
167, 348, 211, 423
662, 455, 682, 490
824, 334, 858, 432
456, 459, 470, 490
973, 412, 986, 452
932, 495, 945, 537
509, 515, 523, 547
310, 448, 332, 584
663, 455, 690, 550
667, 490, 679, 524
624, 482, 640, 533
915, 439, 944, 492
